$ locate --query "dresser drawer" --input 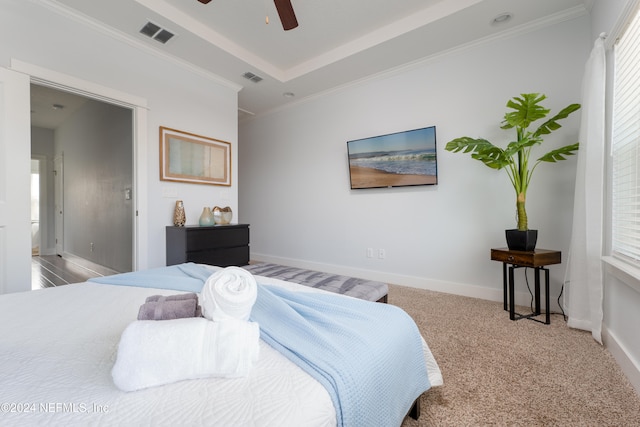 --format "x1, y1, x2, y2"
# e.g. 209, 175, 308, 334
186, 246, 249, 267
185, 227, 249, 251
